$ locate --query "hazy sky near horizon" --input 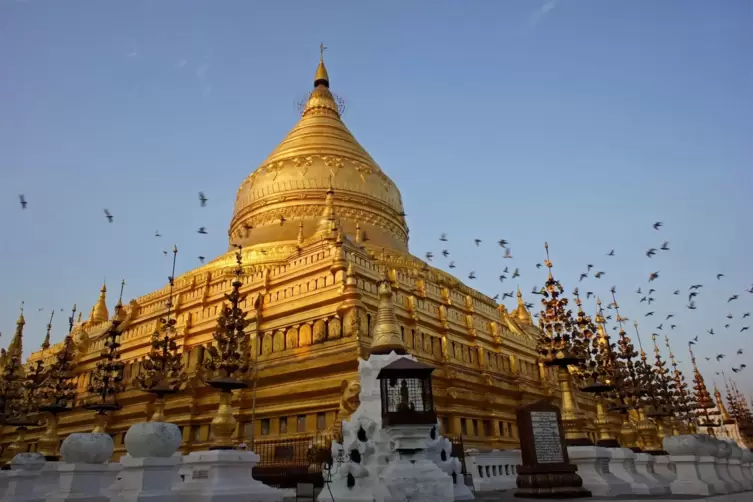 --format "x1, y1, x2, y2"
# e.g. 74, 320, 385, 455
1, 1, 752, 396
